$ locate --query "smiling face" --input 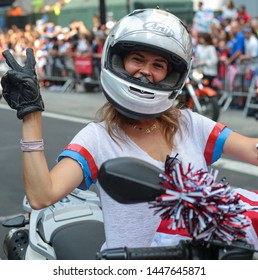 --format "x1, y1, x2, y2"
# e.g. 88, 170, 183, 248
123, 50, 169, 83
